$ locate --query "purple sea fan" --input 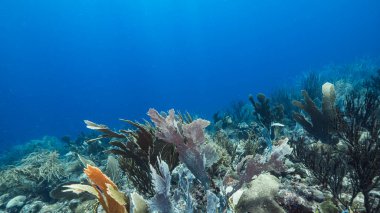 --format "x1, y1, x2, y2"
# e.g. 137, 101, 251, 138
229, 138, 293, 195
149, 157, 173, 213
147, 108, 211, 188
